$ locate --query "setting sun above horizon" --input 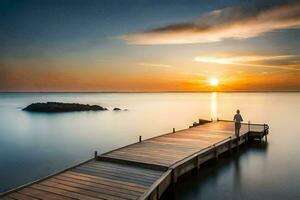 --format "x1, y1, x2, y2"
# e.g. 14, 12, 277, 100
209, 78, 219, 87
